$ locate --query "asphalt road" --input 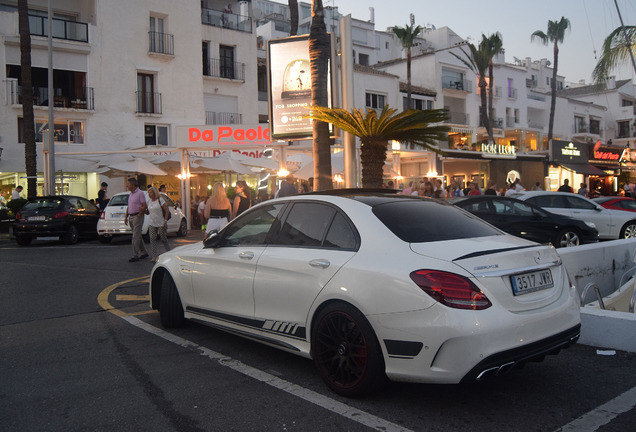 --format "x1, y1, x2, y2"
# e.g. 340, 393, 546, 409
1, 231, 635, 431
